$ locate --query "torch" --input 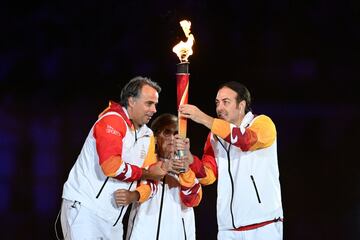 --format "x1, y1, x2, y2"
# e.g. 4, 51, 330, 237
172, 20, 195, 171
